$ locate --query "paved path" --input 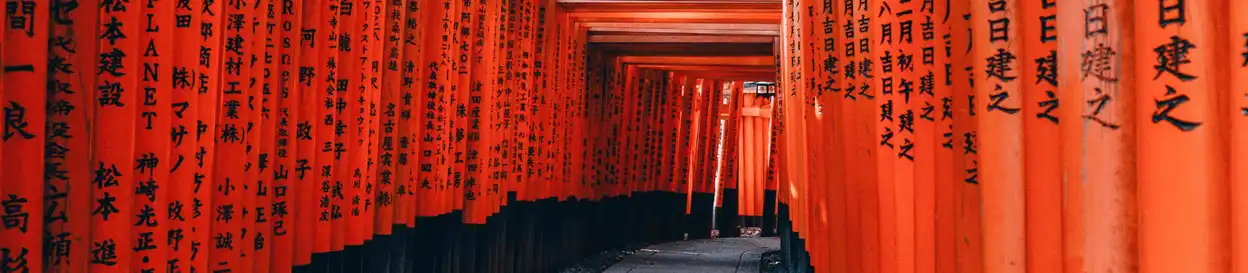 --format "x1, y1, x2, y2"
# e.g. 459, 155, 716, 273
604, 237, 780, 273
